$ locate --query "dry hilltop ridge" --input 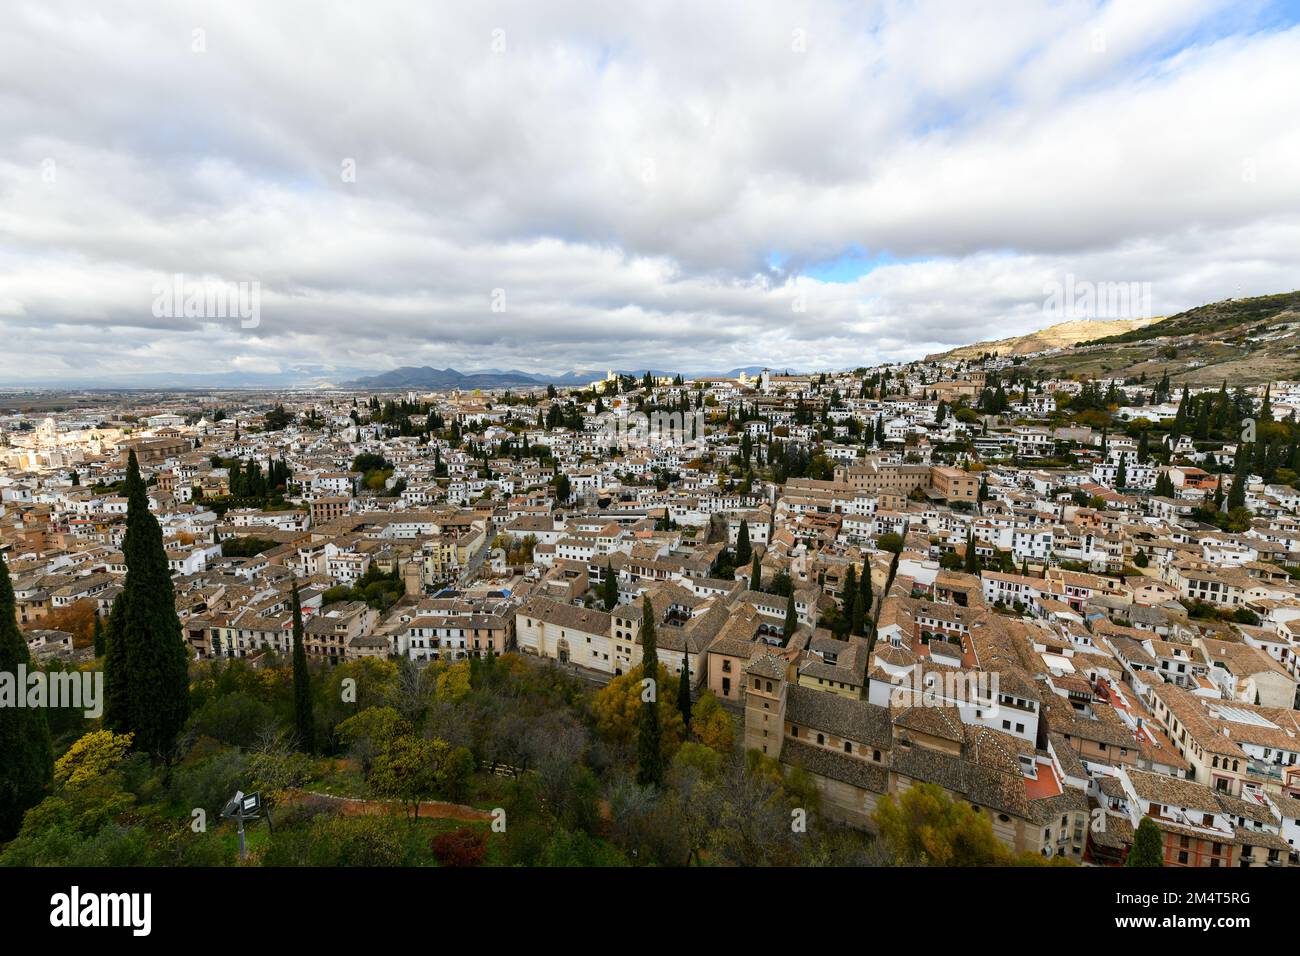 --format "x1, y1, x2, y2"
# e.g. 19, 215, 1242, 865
926, 316, 1161, 363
